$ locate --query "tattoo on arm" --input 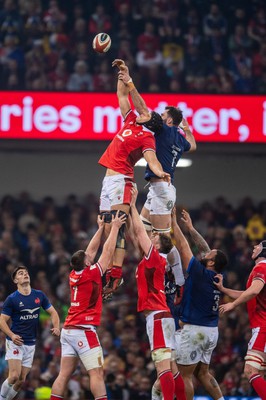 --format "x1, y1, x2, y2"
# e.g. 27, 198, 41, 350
189, 228, 210, 254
